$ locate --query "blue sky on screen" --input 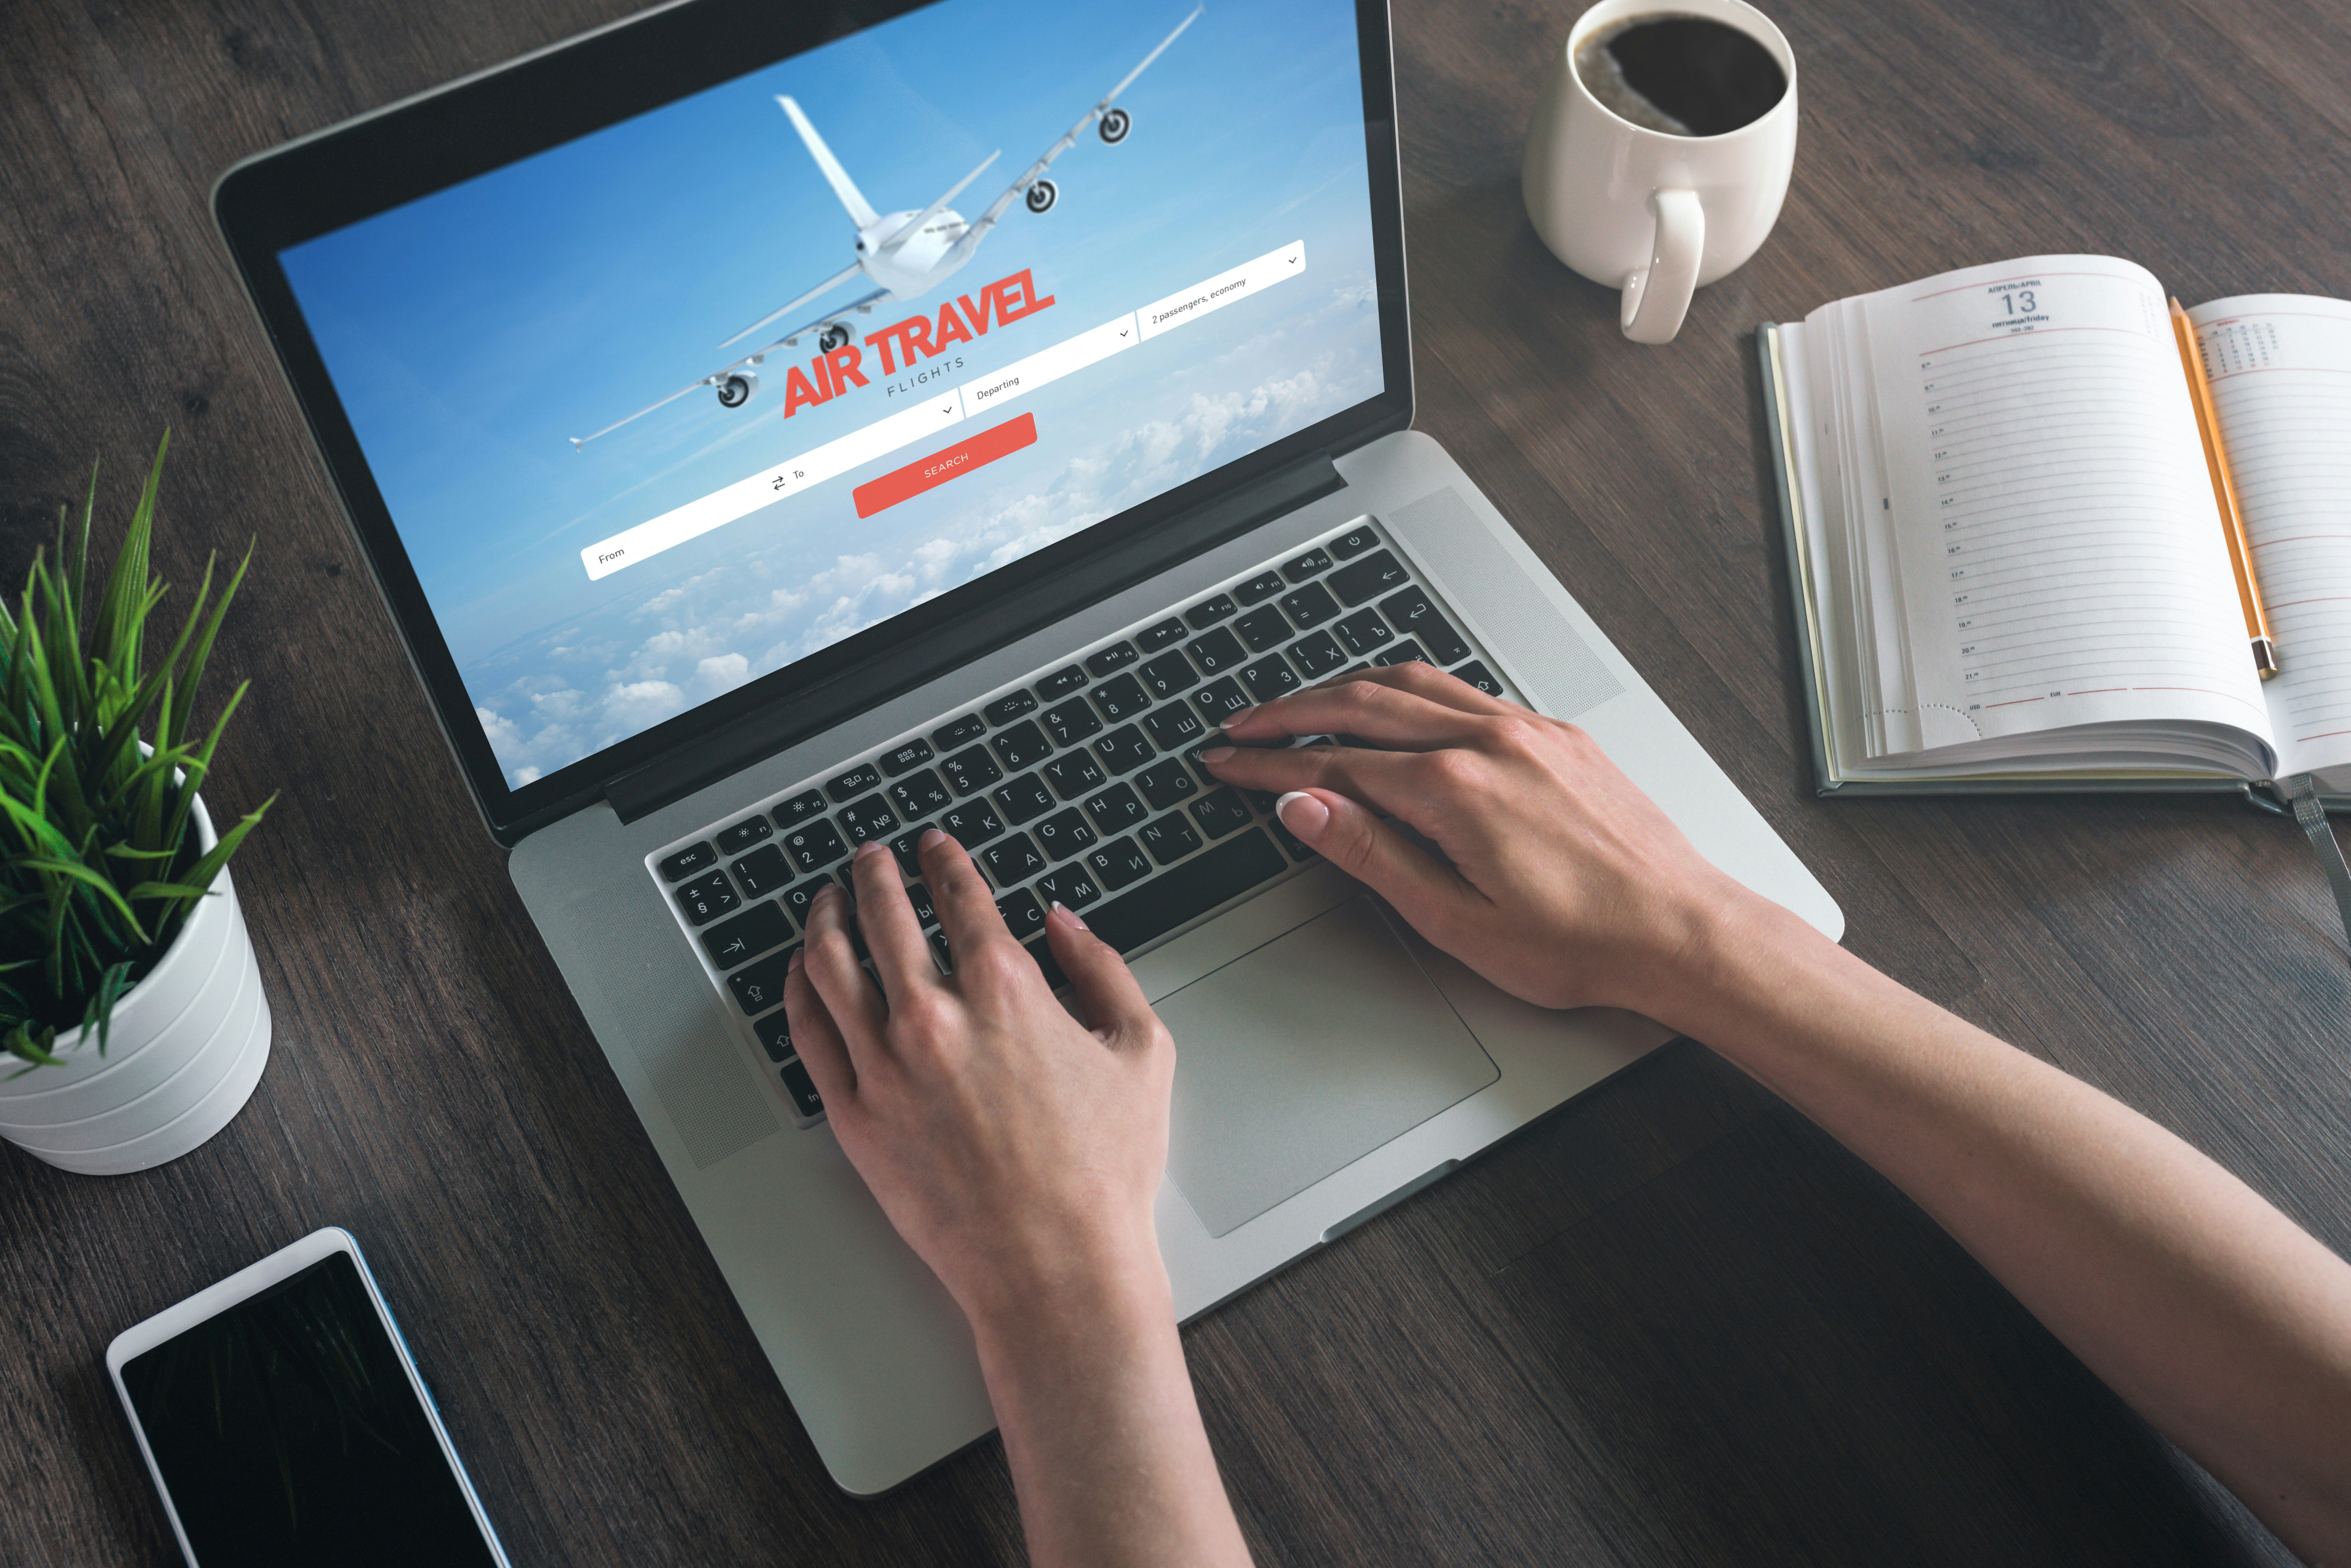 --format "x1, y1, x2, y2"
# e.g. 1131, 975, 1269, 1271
281, 0, 1382, 786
